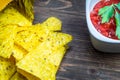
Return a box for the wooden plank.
[34,0,120,80]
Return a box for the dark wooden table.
[34,0,120,80]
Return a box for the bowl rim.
[86,0,120,43]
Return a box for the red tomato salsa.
[90,0,120,40]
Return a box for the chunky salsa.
[90,0,120,40]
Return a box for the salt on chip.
[0,56,16,80]
[0,25,17,58]
[17,33,72,80]
[41,17,62,31]
[10,72,27,80]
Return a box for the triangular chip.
[41,17,62,31]
[11,0,34,22]
[16,32,72,80]
[0,25,17,58]
[13,25,50,61]
[15,25,49,52]
[46,32,72,48]
[17,45,65,80]
[0,56,16,80]
[0,6,32,27]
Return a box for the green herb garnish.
[115,11,120,39]
[98,5,114,23]
[115,3,120,10]
[98,3,120,39]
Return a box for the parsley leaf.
[115,2,120,10]
[115,11,120,39]
[98,5,114,23]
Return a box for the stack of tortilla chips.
[0,0,72,80]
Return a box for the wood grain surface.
[34,0,120,80]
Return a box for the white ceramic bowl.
[86,0,120,53]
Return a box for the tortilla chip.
[46,32,72,48]
[11,0,34,22]
[16,31,72,80]
[0,25,17,58]
[15,25,49,52]
[13,24,50,61]
[41,17,62,31]
[0,56,16,80]
[0,6,31,26]
[10,72,27,80]
[17,45,66,80]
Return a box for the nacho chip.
[0,56,16,80]
[45,32,72,49]
[16,32,72,80]
[13,24,50,61]
[41,17,62,31]
[0,25,17,58]
[11,0,34,22]
[10,72,27,80]
[0,6,31,26]
[15,25,49,52]
[17,45,65,80]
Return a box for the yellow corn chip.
[10,72,27,80]
[0,6,31,26]
[17,32,72,80]
[11,0,34,22]
[0,25,17,58]
[13,25,49,61]
[41,17,62,31]
[15,25,49,52]
[0,56,16,80]
[46,32,72,48]
[17,45,65,80]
